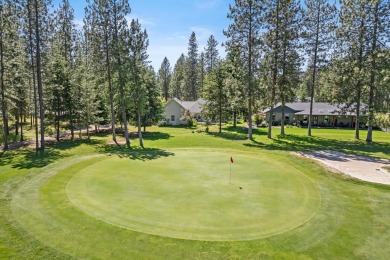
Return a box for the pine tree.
[197,51,205,96]
[262,0,283,139]
[0,0,8,151]
[185,31,198,100]
[205,35,219,73]
[225,50,246,127]
[158,57,171,101]
[33,0,51,151]
[278,0,302,136]
[224,0,263,140]
[303,0,336,136]
[170,53,186,99]
[142,66,163,132]
[76,26,100,141]
[338,0,371,140]
[1,0,29,149]
[24,0,39,151]
[365,0,390,142]
[128,19,149,148]
[203,61,229,133]
[87,0,117,142]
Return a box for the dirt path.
[297,150,390,185]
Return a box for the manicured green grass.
[1,125,390,258]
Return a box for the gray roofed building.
[263,102,366,127]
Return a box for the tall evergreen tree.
[112,0,131,147]
[158,56,171,101]
[185,31,198,100]
[278,0,302,136]
[0,0,9,151]
[87,0,117,142]
[128,19,149,148]
[365,0,390,142]
[262,0,282,139]
[205,34,219,73]
[142,66,163,132]
[224,0,263,140]
[338,0,371,140]
[203,61,229,133]
[303,0,336,136]
[33,0,51,151]
[170,53,186,99]
[24,0,39,151]
[197,51,205,96]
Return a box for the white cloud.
[196,0,221,9]
[190,26,214,41]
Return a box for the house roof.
[167,97,206,114]
[264,102,365,116]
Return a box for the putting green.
[63,149,320,241]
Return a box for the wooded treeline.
[0,0,389,152]
[158,0,389,141]
[0,0,162,151]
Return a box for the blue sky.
[61,0,235,70]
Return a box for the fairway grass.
[1,126,390,258]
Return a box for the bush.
[254,114,264,126]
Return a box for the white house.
[164,98,206,126]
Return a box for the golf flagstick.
[230,161,231,183]
[230,157,233,183]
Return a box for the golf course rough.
[11,149,321,255]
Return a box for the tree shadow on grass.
[246,134,390,159]
[142,132,171,141]
[206,126,266,141]
[0,148,64,170]
[0,138,104,170]
[97,144,175,161]
[47,138,103,150]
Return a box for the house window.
[171,115,175,121]
[272,114,275,120]
[285,114,290,120]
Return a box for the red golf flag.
[230,157,234,164]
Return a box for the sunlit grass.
[1,124,390,258]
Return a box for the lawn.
[1,125,390,259]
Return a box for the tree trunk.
[20,107,24,142]
[219,86,222,133]
[104,30,116,143]
[0,5,9,151]
[34,0,45,151]
[246,1,254,141]
[70,110,74,141]
[268,0,280,139]
[27,0,39,151]
[233,110,237,127]
[56,96,60,141]
[87,126,90,141]
[113,4,129,148]
[366,2,379,143]
[137,110,144,148]
[281,103,285,136]
[308,3,321,137]
[354,14,366,140]
[15,112,19,136]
